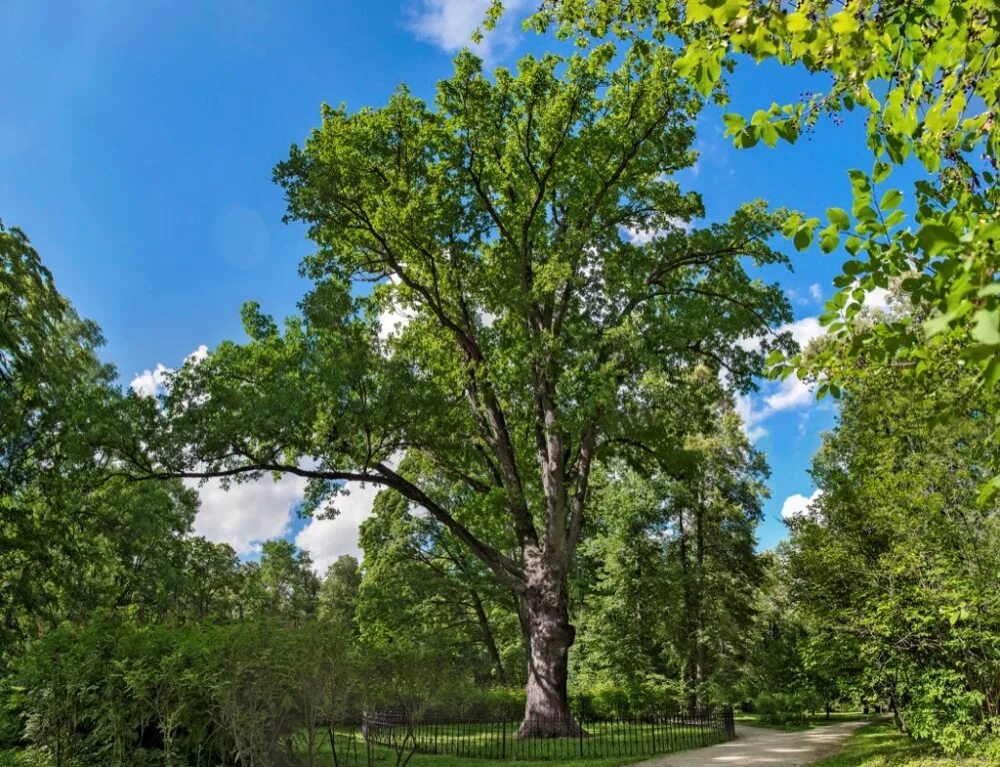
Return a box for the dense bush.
[2,614,355,767]
[752,692,822,726]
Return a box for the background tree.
[574,374,767,711]
[319,554,362,631]
[1,221,111,656]
[250,540,321,623]
[175,537,243,623]
[358,489,522,688]
[787,334,1000,751]
[739,550,861,725]
[0,223,206,660]
[119,43,794,735]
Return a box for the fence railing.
[360,707,735,761]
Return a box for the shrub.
[753,691,822,725]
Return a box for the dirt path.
[628,720,869,767]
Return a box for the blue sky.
[1,0,889,570]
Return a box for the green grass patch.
[734,711,880,732]
[812,721,989,767]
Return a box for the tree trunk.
[517,558,582,738]
[693,495,706,711]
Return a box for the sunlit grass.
[811,721,989,767]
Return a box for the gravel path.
[628,720,869,767]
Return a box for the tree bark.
[516,554,582,738]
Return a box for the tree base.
[516,717,587,739]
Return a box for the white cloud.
[735,393,769,442]
[737,315,824,356]
[763,374,814,412]
[130,363,172,398]
[130,345,209,398]
[379,305,414,339]
[864,286,891,311]
[809,283,823,302]
[623,217,692,244]
[191,473,306,555]
[732,314,827,441]
[406,0,531,61]
[735,371,818,442]
[783,315,824,349]
[781,488,823,520]
[295,480,382,573]
[186,344,209,364]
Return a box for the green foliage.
[751,691,819,727]
[529,0,1000,490]
[787,339,1000,753]
[1,222,115,655]
[111,39,794,724]
[5,613,356,767]
[811,721,989,767]
[358,489,523,689]
[572,376,769,709]
[319,554,362,631]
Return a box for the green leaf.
[722,112,747,137]
[847,169,870,193]
[830,11,859,34]
[856,206,878,223]
[827,208,850,231]
[793,226,812,251]
[686,0,714,22]
[734,125,760,149]
[782,214,803,238]
[971,309,1000,346]
[760,123,779,147]
[842,260,864,275]
[917,224,961,256]
[923,310,958,337]
[884,209,906,228]
[879,189,903,211]
[985,357,1000,388]
[873,161,892,183]
[819,225,840,253]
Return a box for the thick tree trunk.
[517,558,582,738]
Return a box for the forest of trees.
[2,0,999,765]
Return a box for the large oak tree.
[120,43,795,734]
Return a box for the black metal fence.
[360,707,735,761]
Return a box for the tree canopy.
[114,42,795,733]
[525,0,1000,489]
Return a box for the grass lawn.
[812,721,989,767]
[734,711,881,732]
